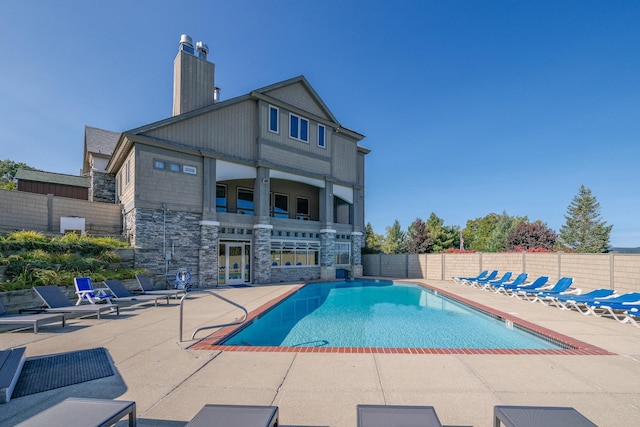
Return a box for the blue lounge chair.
[472,272,512,288]
[483,273,528,292]
[452,270,488,285]
[495,276,549,296]
[74,277,114,305]
[580,292,640,317]
[514,277,578,302]
[463,270,498,286]
[590,303,640,324]
[550,289,616,310]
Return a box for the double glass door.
[219,241,250,285]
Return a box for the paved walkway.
[1,279,639,426]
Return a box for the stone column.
[198,220,219,287]
[351,231,363,277]
[253,224,273,284]
[320,228,336,280]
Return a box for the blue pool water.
[222,280,563,349]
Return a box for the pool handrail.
[179,290,248,342]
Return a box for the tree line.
[364,185,613,254]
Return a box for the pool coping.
[190,280,615,355]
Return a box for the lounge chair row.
[16,398,598,426]
[452,270,640,327]
[1,274,184,334]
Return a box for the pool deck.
[2,278,640,426]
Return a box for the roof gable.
[253,76,339,123]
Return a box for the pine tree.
[363,222,383,254]
[382,219,406,254]
[559,185,613,253]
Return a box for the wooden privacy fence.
[362,252,640,294]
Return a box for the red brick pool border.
[190,281,614,355]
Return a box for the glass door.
[219,241,250,285]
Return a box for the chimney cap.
[196,41,209,59]
[179,34,193,47]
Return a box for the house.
[82,126,120,203]
[15,169,90,200]
[87,34,369,286]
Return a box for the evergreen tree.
[485,211,525,252]
[425,212,456,252]
[382,219,406,254]
[363,222,383,254]
[559,185,612,253]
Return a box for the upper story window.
[296,196,309,220]
[271,193,289,219]
[169,163,181,173]
[154,160,166,170]
[237,188,254,215]
[216,184,227,212]
[125,160,131,184]
[318,124,326,148]
[269,105,279,133]
[289,113,309,142]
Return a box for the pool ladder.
[179,289,249,342]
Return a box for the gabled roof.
[107,75,365,172]
[15,169,90,188]
[85,126,120,156]
[252,75,339,124]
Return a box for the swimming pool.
[218,280,566,350]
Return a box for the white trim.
[200,220,220,226]
[351,231,363,236]
[333,184,354,204]
[254,224,274,229]
[317,124,326,148]
[320,229,337,234]
[216,160,256,181]
[289,113,309,142]
[268,105,279,134]
[269,169,325,188]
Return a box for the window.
[318,124,326,148]
[169,163,181,172]
[334,242,351,265]
[183,165,197,175]
[237,188,254,215]
[296,197,309,220]
[271,241,320,267]
[269,105,279,133]
[289,113,309,142]
[125,160,130,184]
[272,193,289,218]
[154,160,166,170]
[216,185,227,212]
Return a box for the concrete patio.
[1,279,639,426]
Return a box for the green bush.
[0,231,138,291]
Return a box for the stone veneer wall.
[253,225,273,284]
[198,221,219,286]
[129,208,203,287]
[350,232,364,277]
[320,229,336,280]
[90,170,116,203]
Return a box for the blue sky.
[1,1,638,247]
